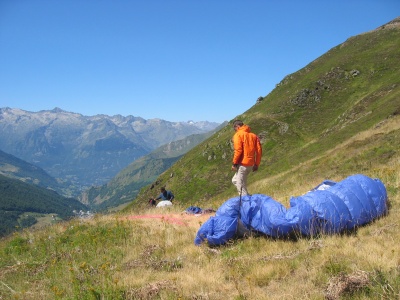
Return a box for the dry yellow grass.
[1,182,399,299]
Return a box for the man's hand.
[231,164,238,171]
[252,165,259,172]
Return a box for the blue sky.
[0,1,398,123]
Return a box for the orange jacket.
[232,125,262,167]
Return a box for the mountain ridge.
[0,107,220,194]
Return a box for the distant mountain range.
[0,107,220,195]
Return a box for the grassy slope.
[0,20,399,300]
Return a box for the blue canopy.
[194,174,387,246]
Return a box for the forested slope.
[0,174,87,237]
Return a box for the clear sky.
[0,1,398,123]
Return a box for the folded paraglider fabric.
[185,206,203,214]
[194,174,387,246]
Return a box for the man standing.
[231,120,262,196]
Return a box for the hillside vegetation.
[0,174,88,237]
[0,18,399,299]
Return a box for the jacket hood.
[238,124,251,133]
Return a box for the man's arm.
[253,136,262,172]
[232,134,243,168]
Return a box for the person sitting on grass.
[155,187,174,202]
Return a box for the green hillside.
[130,19,400,209]
[0,174,88,237]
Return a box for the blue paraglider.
[194,174,387,246]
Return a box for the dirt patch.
[325,270,370,300]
